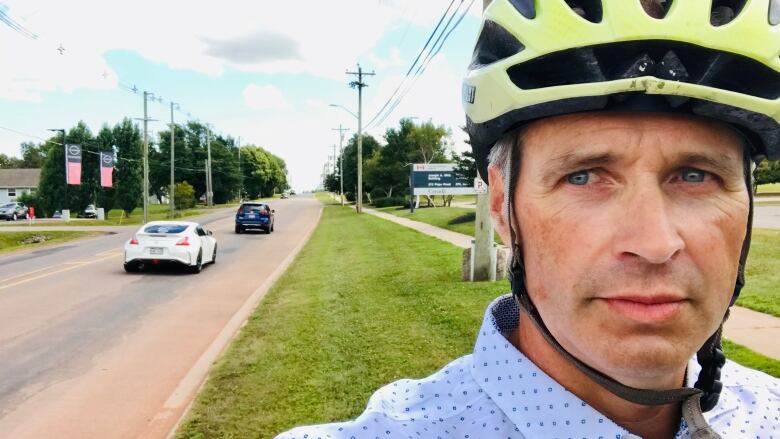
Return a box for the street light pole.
[170,101,178,218]
[346,65,375,214]
[142,91,151,224]
[237,136,242,202]
[332,124,349,206]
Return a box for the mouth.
[597,294,687,323]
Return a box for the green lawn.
[0,231,102,254]
[757,183,780,194]
[722,340,780,378]
[738,229,780,317]
[175,204,508,438]
[32,203,239,226]
[379,206,504,244]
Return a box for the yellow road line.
[0,265,55,284]
[0,253,122,291]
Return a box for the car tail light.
[129,236,139,245]
[176,236,190,246]
[259,209,268,215]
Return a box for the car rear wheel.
[124,262,140,273]
[190,251,203,274]
[235,225,241,234]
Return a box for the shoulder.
[707,359,779,434]
[275,355,486,439]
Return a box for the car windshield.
[1,203,15,208]
[143,224,189,234]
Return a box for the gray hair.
[487,128,524,226]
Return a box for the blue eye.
[681,169,706,183]
[567,171,590,186]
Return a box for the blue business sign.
[411,163,475,196]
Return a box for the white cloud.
[242,84,292,111]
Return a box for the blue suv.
[235,202,275,234]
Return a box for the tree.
[37,133,68,217]
[340,133,380,199]
[453,149,477,181]
[20,142,44,168]
[754,160,780,188]
[0,153,22,169]
[174,181,196,209]
[113,118,143,215]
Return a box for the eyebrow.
[540,151,617,185]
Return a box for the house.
[0,169,41,204]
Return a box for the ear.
[488,166,511,246]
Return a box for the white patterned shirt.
[277,295,780,439]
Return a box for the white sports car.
[123,221,217,274]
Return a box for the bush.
[345,192,356,202]
[175,181,196,210]
[373,196,408,208]
[17,191,41,211]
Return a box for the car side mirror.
[271,209,275,213]
[207,230,213,236]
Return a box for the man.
[278,0,780,437]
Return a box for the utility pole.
[137,91,157,224]
[346,64,375,214]
[205,125,213,207]
[170,101,178,218]
[237,136,242,202]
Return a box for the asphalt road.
[0,195,322,439]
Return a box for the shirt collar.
[470,294,631,438]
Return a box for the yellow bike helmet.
[463,0,780,435]
[465,0,780,179]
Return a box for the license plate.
[150,247,164,255]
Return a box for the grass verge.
[757,183,780,195]
[738,229,780,317]
[175,204,508,438]
[378,206,504,244]
[0,231,103,254]
[723,339,780,378]
[26,203,239,226]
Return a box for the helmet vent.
[770,0,780,25]
[639,0,672,19]
[565,0,603,23]
[470,20,525,69]
[710,0,747,26]
[506,40,780,100]
[508,0,536,19]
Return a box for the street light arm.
[328,104,358,120]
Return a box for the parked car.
[280,192,289,199]
[123,221,217,274]
[78,204,98,219]
[52,211,62,219]
[0,202,28,221]
[235,202,275,234]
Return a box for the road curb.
[155,204,325,439]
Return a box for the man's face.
[499,112,749,388]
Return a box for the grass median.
[176,202,780,438]
[0,231,102,254]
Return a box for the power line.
[372,0,475,129]
[363,0,458,130]
[0,9,38,40]
[366,0,475,131]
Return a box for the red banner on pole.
[100,152,114,188]
[65,144,82,185]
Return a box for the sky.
[0,0,482,191]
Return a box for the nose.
[614,185,684,265]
